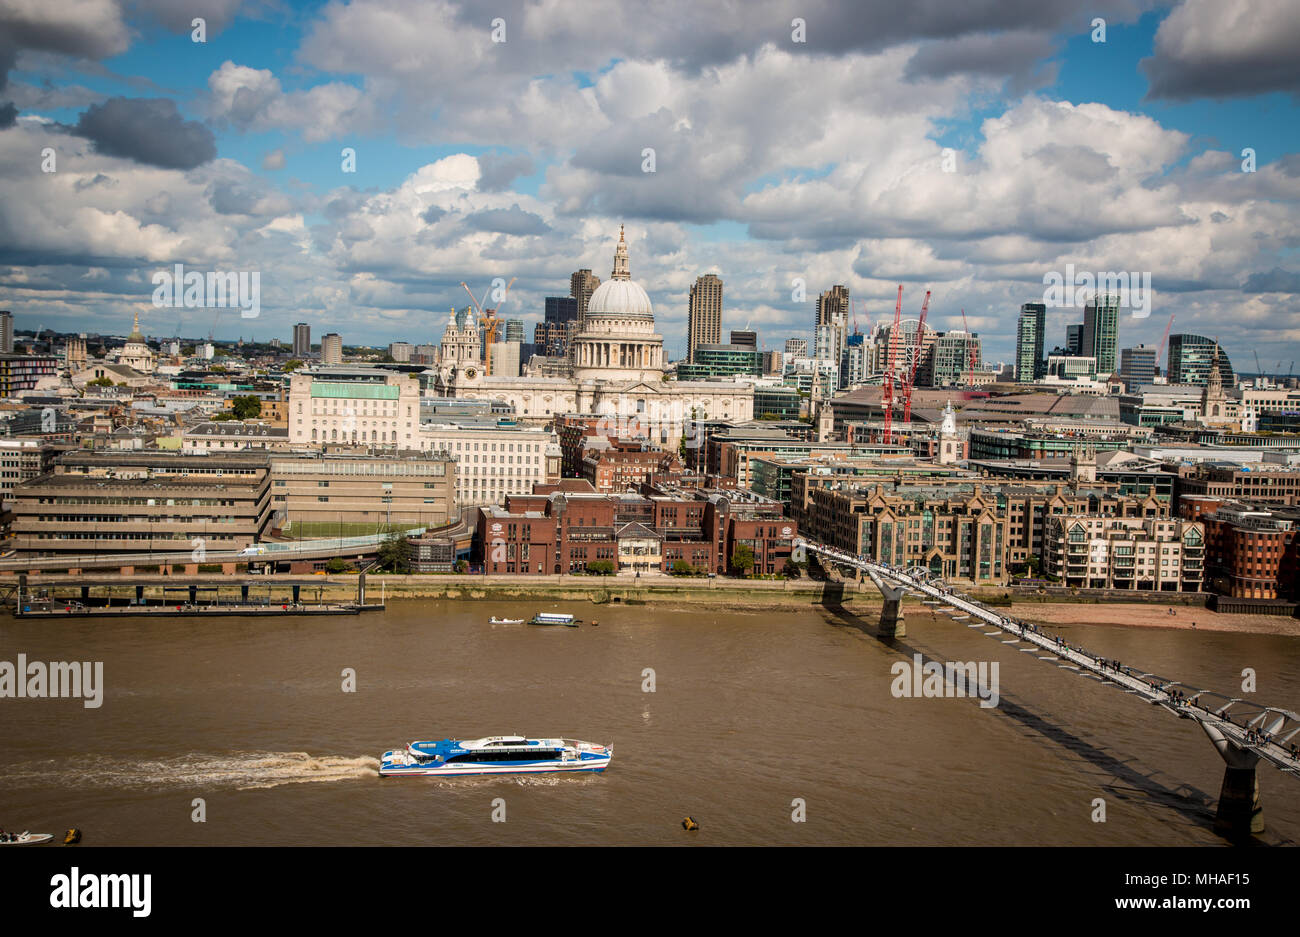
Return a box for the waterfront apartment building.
[269,450,455,531]
[476,483,795,576]
[1082,295,1120,376]
[1189,501,1300,599]
[8,450,273,561]
[1042,515,1204,592]
[293,322,311,358]
[289,371,422,449]
[687,274,724,363]
[1015,303,1046,382]
[792,478,1166,580]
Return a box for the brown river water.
[2,599,1298,845]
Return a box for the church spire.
[129,310,143,341]
[611,224,630,281]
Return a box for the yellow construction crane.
[461,277,516,376]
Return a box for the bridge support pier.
[240,585,249,604]
[1200,721,1264,838]
[188,585,197,604]
[879,589,906,638]
[292,585,301,604]
[135,584,144,605]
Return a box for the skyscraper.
[570,269,600,322]
[1014,303,1046,382]
[504,319,525,344]
[293,322,310,358]
[1082,295,1119,376]
[813,286,850,367]
[321,333,342,365]
[687,274,724,363]
[0,311,12,355]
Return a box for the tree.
[782,558,802,579]
[730,544,755,577]
[455,559,469,574]
[377,532,411,572]
[586,560,615,576]
[86,376,114,388]
[230,395,262,420]
[210,411,237,422]
[670,560,695,576]
[325,557,349,574]
[283,359,304,372]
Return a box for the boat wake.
[0,752,380,791]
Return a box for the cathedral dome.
[586,278,653,320]
[584,225,653,321]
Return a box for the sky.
[1,0,1298,370]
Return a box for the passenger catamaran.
[379,736,612,777]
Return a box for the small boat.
[529,612,580,627]
[0,832,53,845]
[489,616,525,624]
[380,736,612,777]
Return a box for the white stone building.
[433,228,754,447]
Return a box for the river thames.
[2,599,1297,845]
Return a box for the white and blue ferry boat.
[379,736,612,777]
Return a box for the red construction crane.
[1155,312,1175,375]
[461,277,516,376]
[881,284,904,445]
[960,308,976,386]
[902,289,931,426]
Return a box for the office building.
[730,330,757,349]
[784,338,808,358]
[1167,334,1235,386]
[0,311,12,355]
[1082,296,1119,376]
[1119,344,1157,390]
[570,269,601,322]
[1014,303,1046,382]
[1066,323,1083,356]
[269,450,455,531]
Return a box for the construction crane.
[960,308,976,387]
[902,290,931,427]
[1155,312,1175,374]
[1255,350,1264,384]
[461,278,516,376]
[881,285,903,445]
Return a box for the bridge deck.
[802,541,1300,780]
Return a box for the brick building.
[475,482,795,576]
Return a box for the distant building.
[1119,344,1157,391]
[293,322,311,358]
[270,450,455,531]
[1082,295,1120,375]
[1168,334,1235,386]
[730,330,757,349]
[687,274,724,363]
[388,342,413,362]
[784,338,808,357]
[1014,303,1046,382]
[1043,515,1204,592]
[0,354,59,397]
[0,311,12,355]
[321,333,343,366]
[570,269,601,322]
[675,344,763,380]
[1065,323,1084,356]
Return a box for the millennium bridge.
[798,539,1300,840]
